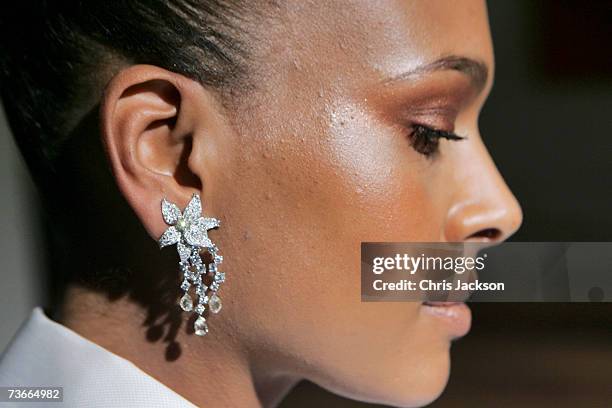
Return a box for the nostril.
[469,228,501,240]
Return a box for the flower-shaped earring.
[159,193,225,336]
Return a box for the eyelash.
[408,124,465,158]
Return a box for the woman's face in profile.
[207,0,522,406]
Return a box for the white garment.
[0,307,196,407]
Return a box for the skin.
[59,1,522,407]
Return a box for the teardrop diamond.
[209,294,222,314]
[179,293,193,311]
[194,316,209,336]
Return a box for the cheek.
[214,97,451,403]
[323,99,445,242]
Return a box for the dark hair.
[0,1,258,191]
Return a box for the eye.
[409,124,466,158]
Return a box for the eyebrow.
[386,55,489,92]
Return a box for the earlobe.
[100,64,206,241]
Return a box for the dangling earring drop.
[158,193,225,336]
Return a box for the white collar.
[0,307,196,407]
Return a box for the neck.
[58,285,298,407]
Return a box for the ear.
[100,64,221,243]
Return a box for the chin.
[384,352,451,408]
[327,347,452,408]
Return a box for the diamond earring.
[158,193,225,336]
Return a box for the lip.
[421,302,472,338]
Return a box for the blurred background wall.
[0,106,45,352]
[1,0,610,406]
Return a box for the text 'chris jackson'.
[372,279,505,292]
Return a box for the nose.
[443,145,523,243]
